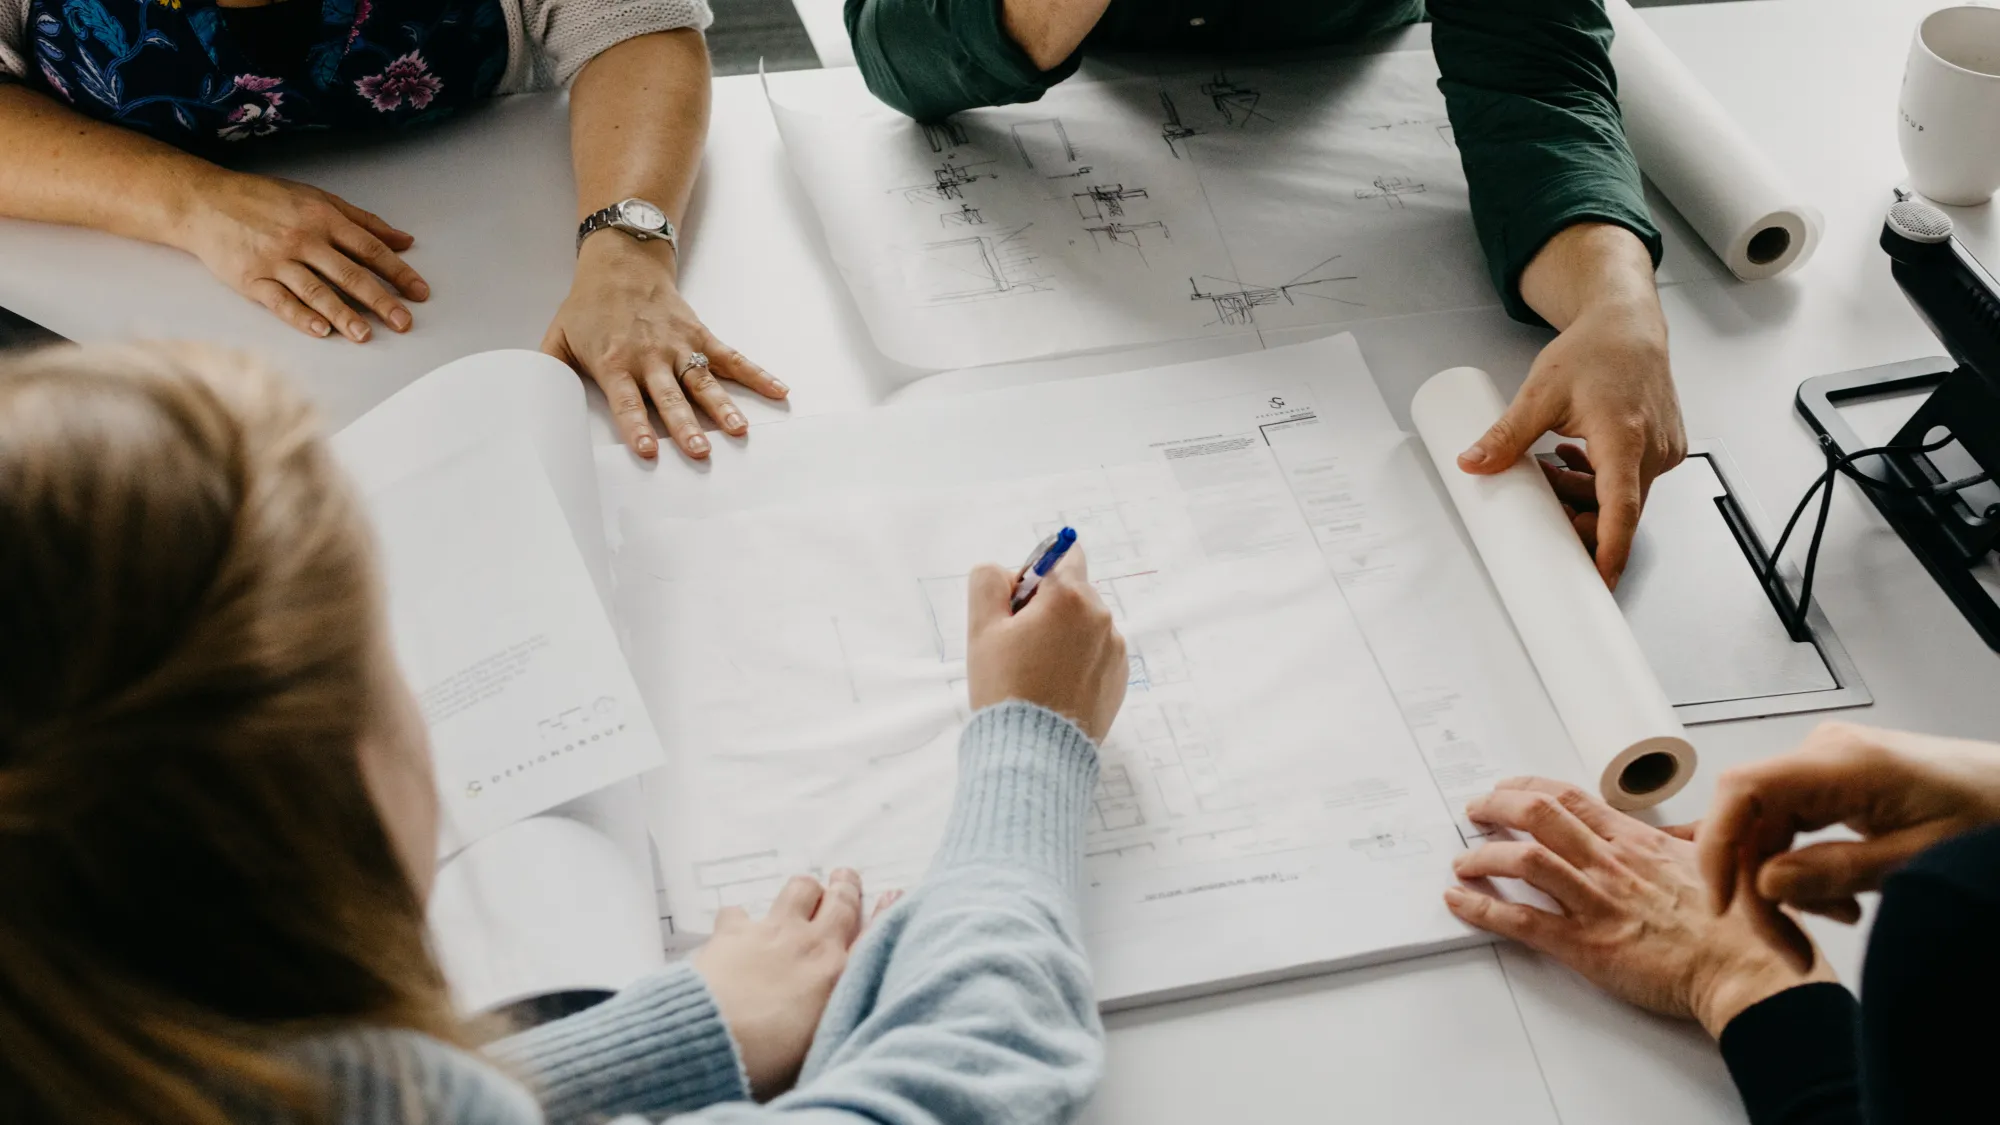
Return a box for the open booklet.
[331,354,674,1015]
[344,334,1692,1014]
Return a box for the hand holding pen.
[1011,527,1078,613]
[962,531,1129,743]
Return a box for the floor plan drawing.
[918,573,971,661]
[767,50,1496,411]
[606,334,1556,1004]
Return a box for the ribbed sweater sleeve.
[487,963,751,1122]
[931,700,1099,888]
[678,699,1106,1125]
[290,1028,544,1125]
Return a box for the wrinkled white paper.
[767,54,1493,369]
[598,335,1578,1007]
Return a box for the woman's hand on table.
[543,234,788,461]
[1699,723,2000,964]
[966,549,1128,742]
[175,172,429,343]
[691,868,900,1100]
[1445,777,1832,1039]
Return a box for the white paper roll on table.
[1606,0,1821,281]
[1410,367,1695,810]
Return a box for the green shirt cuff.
[846,0,1080,122]
[1494,178,1664,326]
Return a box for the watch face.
[619,200,666,233]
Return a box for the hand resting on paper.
[1444,777,1831,1038]
[690,868,902,1100]
[966,548,1129,743]
[543,33,790,464]
[1698,723,2000,965]
[543,232,789,463]
[1456,222,1686,589]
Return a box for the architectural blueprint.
[596,335,1580,1006]
[766,42,1726,372]
[765,52,1493,369]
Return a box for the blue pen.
[1011,527,1078,612]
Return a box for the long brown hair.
[0,345,458,1125]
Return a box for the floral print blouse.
[27,0,508,152]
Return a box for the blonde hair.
[0,345,458,1125]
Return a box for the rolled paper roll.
[1606,0,1823,281]
[1410,366,1696,810]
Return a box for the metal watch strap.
[575,204,617,252]
[576,202,679,257]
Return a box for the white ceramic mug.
[1900,6,2000,205]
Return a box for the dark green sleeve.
[845,0,1082,121]
[1427,0,1663,325]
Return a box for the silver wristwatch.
[577,197,678,256]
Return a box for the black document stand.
[1797,356,2000,651]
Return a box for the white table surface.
[4,0,1996,1119]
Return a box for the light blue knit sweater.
[295,701,1105,1125]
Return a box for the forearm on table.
[1001,0,1110,70]
[1426,0,1661,323]
[568,29,710,241]
[0,85,220,248]
[1518,220,1663,331]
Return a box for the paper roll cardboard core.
[1746,226,1792,265]
[1618,751,1680,796]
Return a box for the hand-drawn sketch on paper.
[940,202,986,227]
[1087,221,1172,261]
[1188,253,1361,326]
[1354,175,1428,210]
[1201,71,1270,127]
[1010,118,1079,170]
[922,119,969,153]
[1073,183,1151,221]
[912,225,1054,304]
[895,158,995,203]
[765,51,1498,368]
[1159,92,1203,158]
